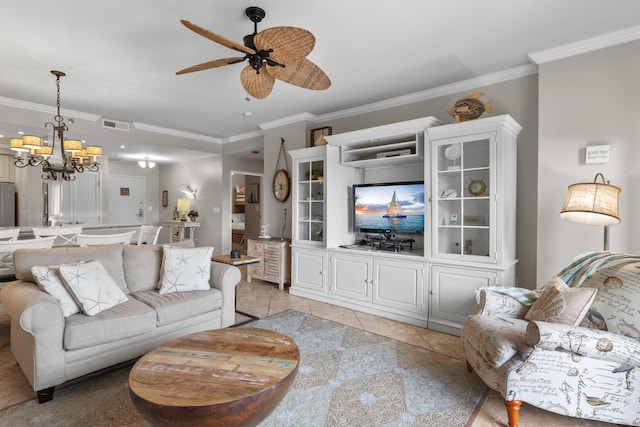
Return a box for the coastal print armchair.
[461,251,640,427]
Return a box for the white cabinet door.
[292,247,326,292]
[330,253,371,302]
[429,264,496,333]
[372,258,424,315]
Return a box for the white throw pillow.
[158,246,213,294]
[59,260,129,316]
[31,265,81,317]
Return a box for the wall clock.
[468,178,487,197]
[273,169,290,202]
[273,139,290,202]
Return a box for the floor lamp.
[559,173,621,250]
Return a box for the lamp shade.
[559,174,621,226]
[10,138,28,152]
[177,198,190,212]
[36,145,53,159]
[86,146,103,156]
[138,158,156,169]
[63,139,83,152]
[22,135,42,149]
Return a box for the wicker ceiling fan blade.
[240,65,275,99]
[176,57,246,75]
[254,27,315,63]
[180,20,255,55]
[267,58,331,91]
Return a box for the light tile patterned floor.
[237,279,622,427]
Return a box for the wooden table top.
[129,328,299,408]
[211,254,260,266]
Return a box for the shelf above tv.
[325,116,442,169]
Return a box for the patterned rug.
[0,310,486,426]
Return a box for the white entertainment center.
[288,115,521,335]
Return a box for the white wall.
[537,39,640,282]
[157,155,222,247]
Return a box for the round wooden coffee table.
[129,328,299,427]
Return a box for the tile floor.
[237,279,622,427]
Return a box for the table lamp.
[559,173,621,250]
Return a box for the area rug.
[0,310,486,426]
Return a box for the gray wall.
[537,39,640,282]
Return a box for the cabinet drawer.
[247,240,264,255]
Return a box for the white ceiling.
[1,0,639,163]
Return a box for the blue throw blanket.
[481,251,640,306]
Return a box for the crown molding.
[249,64,537,140]
[528,25,640,64]
[0,96,101,121]
[258,112,317,131]
[132,122,222,144]
[2,63,538,145]
[223,129,264,144]
[312,64,537,124]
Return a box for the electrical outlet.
[213,207,220,214]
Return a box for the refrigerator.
[0,182,16,227]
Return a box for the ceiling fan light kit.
[177,6,330,99]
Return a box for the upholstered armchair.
[461,252,640,427]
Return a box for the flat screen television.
[353,181,425,235]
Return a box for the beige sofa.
[1,241,240,403]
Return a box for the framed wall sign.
[162,190,168,207]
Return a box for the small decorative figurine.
[259,224,271,239]
[447,92,494,122]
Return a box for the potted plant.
[187,210,199,222]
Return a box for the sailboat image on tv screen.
[382,190,407,218]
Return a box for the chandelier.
[11,70,102,181]
[137,157,156,169]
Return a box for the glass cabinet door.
[296,159,325,244]
[433,134,494,261]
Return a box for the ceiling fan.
[176,6,331,99]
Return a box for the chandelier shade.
[63,139,83,153]
[138,158,156,169]
[11,70,102,181]
[10,138,29,153]
[22,135,43,151]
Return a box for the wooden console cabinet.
[246,238,291,290]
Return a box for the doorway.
[108,175,145,224]
[231,172,261,254]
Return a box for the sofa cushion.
[525,276,597,325]
[31,265,81,317]
[132,288,222,326]
[64,298,156,350]
[14,245,129,294]
[461,315,529,368]
[59,260,129,316]
[158,246,213,294]
[123,239,196,293]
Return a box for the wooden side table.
[162,220,200,242]
[246,238,291,290]
[211,254,260,326]
[129,328,299,427]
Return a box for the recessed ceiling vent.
[102,118,130,132]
